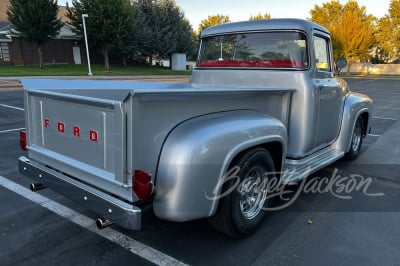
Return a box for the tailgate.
[21,79,133,202]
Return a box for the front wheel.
[345,116,364,160]
[209,148,276,237]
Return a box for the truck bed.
[21,79,293,204]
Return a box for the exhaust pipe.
[96,218,113,229]
[30,183,46,192]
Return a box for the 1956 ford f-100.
[18,19,372,237]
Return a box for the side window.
[313,36,331,72]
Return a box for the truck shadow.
[117,161,395,265]
[121,205,305,265]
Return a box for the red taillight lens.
[133,170,153,201]
[20,130,27,151]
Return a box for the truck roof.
[201,18,329,37]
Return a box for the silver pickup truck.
[18,19,372,237]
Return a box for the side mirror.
[336,57,347,75]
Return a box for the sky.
[57,0,391,30]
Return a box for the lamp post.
[82,14,93,76]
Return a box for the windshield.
[198,31,308,69]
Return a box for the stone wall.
[348,63,400,75]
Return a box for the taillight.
[20,130,27,151]
[133,170,153,201]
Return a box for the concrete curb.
[0,75,191,82]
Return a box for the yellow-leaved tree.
[249,12,271,20]
[198,14,231,35]
[375,0,400,62]
[310,0,376,73]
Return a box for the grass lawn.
[0,64,192,77]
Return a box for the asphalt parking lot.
[0,76,399,265]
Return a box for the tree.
[67,0,135,71]
[198,14,230,34]
[114,6,139,67]
[310,0,376,72]
[249,12,271,20]
[7,0,63,70]
[114,29,139,67]
[135,0,195,65]
[376,0,400,62]
[175,18,197,62]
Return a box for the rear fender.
[154,110,287,222]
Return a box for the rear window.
[198,31,308,69]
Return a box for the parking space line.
[0,176,188,266]
[348,79,377,84]
[0,128,25,134]
[0,104,24,111]
[367,134,381,137]
[372,117,397,121]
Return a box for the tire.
[345,116,364,160]
[209,148,276,237]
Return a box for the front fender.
[333,92,373,152]
[153,110,287,222]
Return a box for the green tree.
[135,0,195,65]
[175,18,197,62]
[67,0,135,71]
[7,0,63,70]
[310,0,376,72]
[249,12,271,20]
[198,14,230,34]
[114,6,139,67]
[376,0,400,62]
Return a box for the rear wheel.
[209,148,276,237]
[345,116,364,160]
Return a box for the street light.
[82,14,93,76]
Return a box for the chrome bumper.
[18,156,141,230]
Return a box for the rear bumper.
[18,156,141,230]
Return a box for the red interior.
[198,59,306,68]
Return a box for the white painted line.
[0,103,24,111]
[367,134,381,137]
[0,127,25,134]
[372,117,397,121]
[0,176,188,266]
[349,79,377,84]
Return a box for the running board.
[282,148,344,183]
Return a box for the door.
[73,46,82,65]
[313,35,345,148]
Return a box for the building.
[0,1,87,66]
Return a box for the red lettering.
[89,130,98,142]
[57,122,65,133]
[73,126,80,137]
[44,119,99,142]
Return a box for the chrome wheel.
[209,148,275,237]
[345,116,364,160]
[351,119,362,152]
[238,166,267,220]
